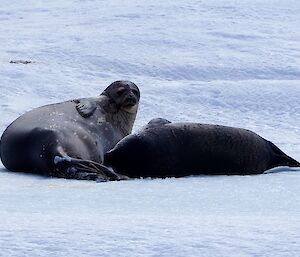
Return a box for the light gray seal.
[0,80,140,181]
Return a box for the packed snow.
[0,0,300,256]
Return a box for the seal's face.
[103,81,140,112]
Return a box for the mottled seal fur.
[0,81,140,181]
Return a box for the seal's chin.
[121,103,138,114]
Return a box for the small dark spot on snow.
[10,60,33,64]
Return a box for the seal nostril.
[123,96,137,107]
[126,94,136,102]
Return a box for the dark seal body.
[0,81,140,180]
[104,119,300,178]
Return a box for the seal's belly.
[0,100,119,169]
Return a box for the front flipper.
[54,156,129,182]
[74,99,97,118]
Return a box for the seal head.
[102,81,140,113]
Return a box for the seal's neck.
[96,95,138,136]
[115,106,138,136]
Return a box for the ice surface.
[1,0,300,256]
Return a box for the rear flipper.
[53,155,129,182]
[269,141,300,168]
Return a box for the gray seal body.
[0,81,140,180]
[104,118,300,178]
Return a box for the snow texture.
[0,0,300,256]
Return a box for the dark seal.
[103,118,300,178]
[0,81,140,181]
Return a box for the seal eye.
[116,88,126,96]
[131,89,139,96]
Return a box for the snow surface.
[1,0,300,256]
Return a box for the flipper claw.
[75,99,97,118]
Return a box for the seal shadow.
[264,166,300,174]
[0,166,50,180]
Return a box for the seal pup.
[103,118,300,178]
[0,81,140,181]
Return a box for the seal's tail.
[269,141,300,168]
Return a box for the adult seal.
[0,80,140,181]
[102,118,300,178]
